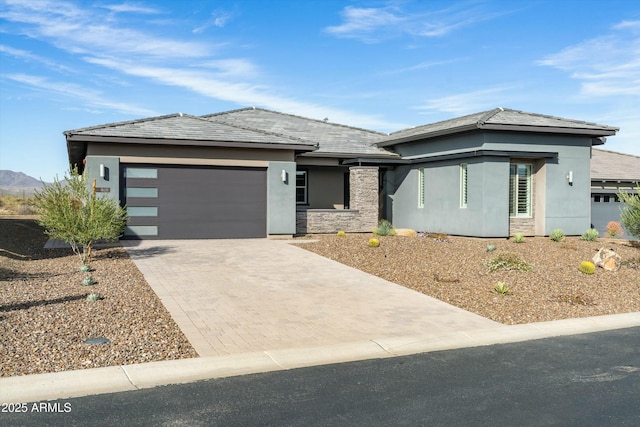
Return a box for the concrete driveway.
[123,238,502,357]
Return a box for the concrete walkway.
[2,238,639,404]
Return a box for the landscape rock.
[592,247,622,271]
[394,228,417,237]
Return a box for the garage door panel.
[122,164,266,239]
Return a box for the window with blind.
[509,164,532,217]
[460,163,468,208]
[418,168,424,208]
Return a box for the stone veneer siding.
[296,166,379,234]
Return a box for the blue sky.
[1,0,638,182]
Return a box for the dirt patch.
[0,218,197,377]
[295,233,640,325]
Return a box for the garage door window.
[127,206,158,217]
[124,226,158,237]
[125,187,158,198]
[124,168,157,179]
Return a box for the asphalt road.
[3,327,640,426]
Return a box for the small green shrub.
[550,229,565,242]
[337,230,346,237]
[494,281,510,295]
[486,252,533,272]
[79,264,91,272]
[580,228,599,241]
[368,238,380,247]
[486,244,496,252]
[82,276,95,286]
[513,233,525,243]
[86,293,101,301]
[373,219,395,236]
[579,261,596,275]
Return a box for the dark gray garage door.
[121,164,267,239]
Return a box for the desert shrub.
[549,229,565,242]
[580,228,599,241]
[486,252,533,272]
[368,238,380,247]
[621,257,640,270]
[554,294,595,306]
[494,281,510,295]
[618,187,640,239]
[606,221,624,238]
[35,168,128,265]
[513,233,525,243]
[337,230,346,237]
[578,261,595,275]
[373,219,395,236]
[486,244,496,252]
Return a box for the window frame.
[509,163,532,217]
[460,163,468,208]
[418,167,425,208]
[296,170,308,205]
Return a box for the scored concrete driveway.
[123,238,502,357]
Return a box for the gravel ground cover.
[296,233,640,325]
[0,218,197,378]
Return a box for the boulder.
[592,248,622,272]
[394,228,417,237]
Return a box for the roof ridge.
[202,106,387,136]
[388,109,494,136]
[207,115,317,145]
[477,107,504,124]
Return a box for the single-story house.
[590,148,640,237]
[64,107,623,239]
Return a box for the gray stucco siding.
[267,161,297,235]
[391,157,510,237]
[84,156,120,202]
[303,167,347,209]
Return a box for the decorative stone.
[83,337,110,345]
[592,248,621,271]
[394,228,417,237]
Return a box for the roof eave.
[65,134,317,151]
[479,123,618,137]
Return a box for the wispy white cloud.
[413,86,517,116]
[1,0,212,58]
[100,3,162,14]
[5,73,158,116]
[0,0,400,130]
[537,21,640,97]
[325,2,512,43]
[193,9,234,33]
[0,44,73,73]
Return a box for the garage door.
[121,164,267,239]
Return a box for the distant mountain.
[0,170,48,195]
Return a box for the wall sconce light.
[566,170,573,186]
[281,169,288,183]
[100,164,106,178]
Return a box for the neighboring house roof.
[378,108,619,147]
[591,148,640,182]
[203,107,397,158]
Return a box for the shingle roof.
[64,113,317,148]
[591,148,640,182]
[378,108,619,146]
[203,107,397,158]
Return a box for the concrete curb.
[2,312,638,404]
